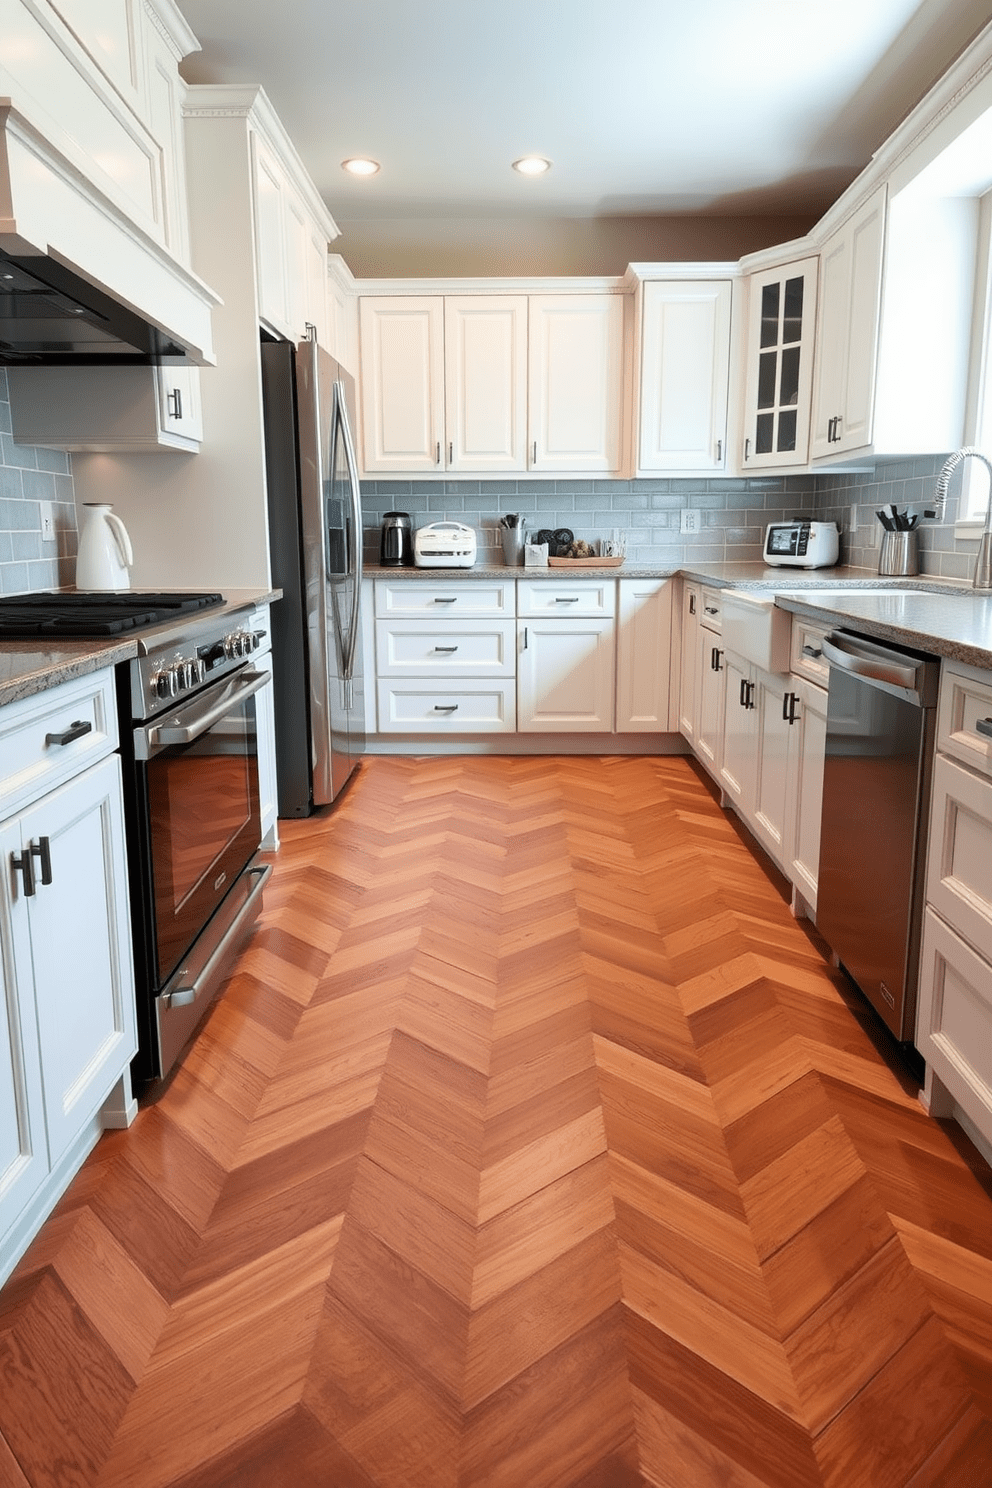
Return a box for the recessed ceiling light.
[512,156,552,176]
[341,157,380,177]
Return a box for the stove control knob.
[153,665,181,699]
[178,661,196,690]
[192,657,207,685]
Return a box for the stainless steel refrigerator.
[261,333,365,816]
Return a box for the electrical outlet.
[680,509,700,535]
[39,501,54,541]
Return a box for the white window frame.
[959,188,992,533]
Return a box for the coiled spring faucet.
[934,447,992,590]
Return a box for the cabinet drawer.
[917,907,992,1139]
[377,680,515,733]
[699,586,723,633]
[927,754,992,962]
[0,670,118,821]
[375,579,514,618]
[375,620,515,676]
[516,579,615,618]
[789,617,830,687]
[937,660,992,781]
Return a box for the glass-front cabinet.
[742,257,818,468]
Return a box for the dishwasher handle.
[821,632,922,692]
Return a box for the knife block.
[878,529,919,576]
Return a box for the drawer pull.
[433,597,457,605]
[704,605,719,615]
[10,848,35,897]
[802,644,823,659]
[434,704,458,713]
[45,718,93,747]
[30,837,53,886]
[434,645,458,653]
[977,718,992,739]
[554,597,580,604]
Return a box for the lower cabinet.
[917,659,992,1149]
[1,670,136,1285]
[371,576,672,741]
[517,616,615,731]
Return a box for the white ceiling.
[175,0,992,226]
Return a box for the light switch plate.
[680,509,700,535]
[39,501,54,541]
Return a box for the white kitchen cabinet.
[809,188,886,460]
[678,583,701,745]
[719,654,794,871]
[359,297,446,474]
[444,297,529,472]
[528,294,627,473]
[359,295,529,475]
[10,362,203,452]
[373,578,517,734]
[638,280,732,472]
[784,674,829,914]
[694,588,725,775]
[517,617,615,732]
[252,127,332,348]
[0,667,136,1287]
[616,578,673,732]
[741,257,818,468]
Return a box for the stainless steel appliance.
[380,511,413,566]
[817,629,940,1041]
[261,334,365,816]
[0,591,272,1083]
[763,520,839,568]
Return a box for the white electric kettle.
[75,503,133,591]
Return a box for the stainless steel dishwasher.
[817,630,941,1042]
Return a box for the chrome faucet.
[934,447,992,591]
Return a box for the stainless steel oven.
[120,606,273,1082]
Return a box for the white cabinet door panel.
[529,296,624,472]
[927,754,992,964]
[517,619,615,731]
[377,680,515,732]
[376,620,516,677]
[359,298,445,473]
[639,281,731,471]
[616,579,673,732]
[918,908,992,1141]
[444,297,527,471]
[786,677,828,912]
[23,757,135,1166]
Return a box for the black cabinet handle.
[802,644,822,659]
[434,704,458,713]
[45,718,92,747]
[11,849,35,897]
[688,593,696,615]
[747,681,756,710]
[434,646,458,653]
[977,717,992,739]
[740,677,748,708]
[30,837,52,886]
[167,386,183,420]
[711,647,723,672]
[783,692,800,725]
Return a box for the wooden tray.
[547,556,624,568]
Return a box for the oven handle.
[140,668,270,754]
[164,861,273,1009]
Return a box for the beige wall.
[332,213,819,279]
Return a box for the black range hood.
[0,250,192,366]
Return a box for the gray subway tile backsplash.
[0,369,78,595]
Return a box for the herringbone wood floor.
[2,755,992,1487]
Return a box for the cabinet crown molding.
[184,83,339,242]
[141,0,200,62]
[353,274,630,297]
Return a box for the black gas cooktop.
[0,591,225,637]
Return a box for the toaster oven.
[763,520,839,568]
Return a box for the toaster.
[414,521,477,568]
[763,520,839,568]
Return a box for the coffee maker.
[380,511,413,566]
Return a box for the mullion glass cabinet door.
[743,258,818,467]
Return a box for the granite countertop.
[0,587,281,708]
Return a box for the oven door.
[134,665,269,988]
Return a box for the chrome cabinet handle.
[448,441,453,462]
[744,437,751,461]
[555,597,580,604]
[434,645,458,653]
[45,719,92,747]
[167,386,183,420]
[435,441,441,464]
[532,441,537,464]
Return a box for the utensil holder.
[878,529,919,576]
[501,526,525,566]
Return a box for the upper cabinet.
[358,290,628,478]
[527,295,626,473]
[741,257,818,469]
[809,189,886,460]
[251,126,334,348]
[637,279,733,473]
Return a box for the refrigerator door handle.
[335,379,364,685]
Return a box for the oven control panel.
[130,611,269,721]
